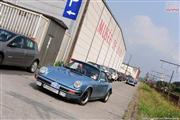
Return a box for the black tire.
[102,91,111,103]
[0,54,3,64]
[28,61,38,73]
[79,90,91,105]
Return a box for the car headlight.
[74,81,82,88]
[39,67,48,74]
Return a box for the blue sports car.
[35,59,112,105]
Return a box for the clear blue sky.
[107,0,179,81]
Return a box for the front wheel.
[28,61,38,73]
[102,91,111,103]
[78,90,91,105]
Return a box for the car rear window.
[0,29,16,42]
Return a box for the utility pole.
[124,54,132,75]
[160,59,180,101]
[168,70,174,100]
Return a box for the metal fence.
[145,81,180,107]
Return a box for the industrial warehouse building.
[120,63,141,80]
[2,0,126,71]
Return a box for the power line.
[160,59,180,67]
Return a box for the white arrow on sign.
[67,10,76,16]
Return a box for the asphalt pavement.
[0,66,138,120]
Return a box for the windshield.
[128,77,134,82]
[0,29,16,42]
[66,61,100,80]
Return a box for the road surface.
[0,66,138,120]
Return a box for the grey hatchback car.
[0,28,39,73]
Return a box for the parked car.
[117,72,125,81]
[35,59,112,105]
[126,75,136,86]
[108,68,118,81]
[0,28,39,72]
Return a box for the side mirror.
[8,42,18,48]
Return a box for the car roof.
[0,28,37,43]
[127,75,133,78]
[0,28,16,35]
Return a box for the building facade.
[120,63,141,80]
[3,0,126,71]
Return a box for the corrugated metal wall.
[3,0,80,33]
[3,0,87,62]
[0,2,49,49]
[71,1,126,71]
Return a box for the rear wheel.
[28,61,38,73]
[79,90,91,105]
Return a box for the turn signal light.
[68,90,76,94]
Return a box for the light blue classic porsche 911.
[35,59,112,105]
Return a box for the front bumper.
[126,81,135,86]
[36,75,82,100]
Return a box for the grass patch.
[138,83,180,119]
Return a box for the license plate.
[36,81,42,86]
[51,82,60,89]
[59,91,66,97]
[43,84,59,94]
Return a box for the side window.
[69,62,79,69]
[8,36,24,48]
[99,72,108,82]
[25,38,35,50]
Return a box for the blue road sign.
[63,0,82,20]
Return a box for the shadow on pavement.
[5,91,77,120]
[0,65,33,76]
[29,82,78,105]
[29,82,103,105]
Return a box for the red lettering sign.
[97,19,113,45]
[97,20,105,35]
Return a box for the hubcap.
[31,62,37,72]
